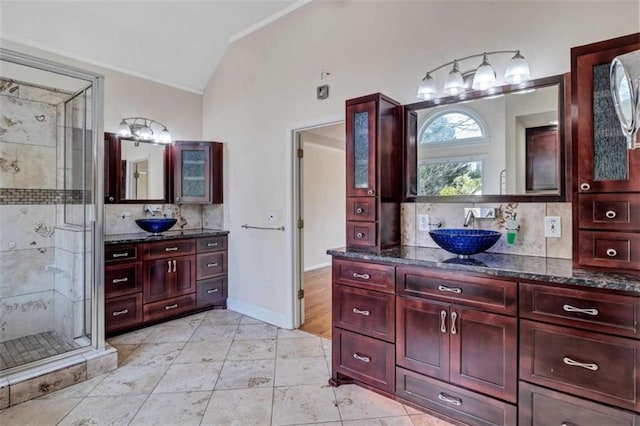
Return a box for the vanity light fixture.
[117,117,172,144]
[417,50,531,101]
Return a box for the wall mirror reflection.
[404,74,567,202]
[104,132,171,203]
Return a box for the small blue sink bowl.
[135,218,177,234]
[429,228,501,258]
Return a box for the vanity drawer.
[333,258,395,293]
[579,193,640,230]
[196,251,227,280]
[396,367,517,426]
[396,266,517,316]
[196,276,227,308]
[332,328,394,392]
[143,294,196,323]
[333,285,395,342]
[105,262,142,298]
[519,382,640,426]
[143,239,196,260]
[578,231,640,271]
[520,320,640,411]
[520,283,640,338]
[105,244,139,263]
[346,197,376,222]
[105,293,143,333]
[346,221,377,249]
[196,235,227,253]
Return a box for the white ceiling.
[0,0,307,94]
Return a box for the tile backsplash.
[402,202,572,259]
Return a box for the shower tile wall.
[0,79,71,342]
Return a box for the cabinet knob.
[580,182,591,191]
[356,232,365,239]
[606,248,618,257]
[605,210,617,219]
[355,207,364,214]
[175,196,181,203]
[108,196,115,202]
[367,189,374,195]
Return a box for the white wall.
[302,135,345,271]
[201,1,639,328]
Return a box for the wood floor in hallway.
[299,266,332,340]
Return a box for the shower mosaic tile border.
[0,188,86,205]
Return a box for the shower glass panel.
[0,53,100,373]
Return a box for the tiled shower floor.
[0,331,80,370]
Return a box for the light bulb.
[137,124,153,140]
[157,127,172,144]
[472,54,496,90]
[504,51,530,84]
[417,73,437,101]
[117,120,131,137]
[443,61,465,96]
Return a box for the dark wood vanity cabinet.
[572,33,640,271]
[195,235,228,308]
[104,244,143,333]
[173,141,223,205]
[345,93,402,250]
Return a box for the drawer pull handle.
[606,248,618,257]
[112,278,129,284]
[562,422,577,426]
[438,393,462,406]
[112,309,129,316]
[112,253,129,258]
[440,310,447,334]
[355,207,364,214]
[353,353,371,363]
[352,308,371,316]
[207,288,219,294]
[438,285,462,294]
[356,232,365,239]
[172,260,177,272]
[352,272,370,280]
[165,303,179,310]
[167,260,172,273]
[165,247,179,252]
[580,182,591,191]
[450,311,458,335]
[207,242,219,247]
[563,304,598,316]
[207,263,219,268]
[605,210,617,219]
[563,356,598,371]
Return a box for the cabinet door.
[573,34,640,193]
[449,307,518,403]
[346,100,377,197]
[173,141,223,204]
[143,258,172,303]
[396,297,449,381]
[173,255,196,296]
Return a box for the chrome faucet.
[143,205,162,216]
[463,209,475,227]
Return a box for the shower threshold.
[0,331,81,371]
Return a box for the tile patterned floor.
[0,309,455,425]
[0,331,79,370]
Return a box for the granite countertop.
[105,228,229,245]
[327,246,640,295]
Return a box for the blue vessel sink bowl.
[135,218,177,234]
[429,228,501,258]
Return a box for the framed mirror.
[104,132,172,203]
[404,74,569,202]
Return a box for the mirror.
[104,132,171,203]
[404,74,568,202]
[611,50,640,149]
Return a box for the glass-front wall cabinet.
[173,141,223,205]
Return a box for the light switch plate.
[544,216,561,238]
[418,214,430,232]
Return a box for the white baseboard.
[303,261,331,272]
[226,298,291,329]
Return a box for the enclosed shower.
[0,49,103,376]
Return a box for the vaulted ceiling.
[0,1,306,93]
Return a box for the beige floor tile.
[0,398,81,425]
[109,342,139,367]
[107,327,155,345]
[38,375,106,400]
[240,315,265,324]
[227,338,277,360]
[277,328,313,339]
[274,356,329,386]
[143,324,196,343]
[153,362,223,393]
[88,363,169,396]
[168,311,207,327]
[215,359,276,390]
[202,387,273,426]
[276,336,324,359]
[203,309,244,324]
[409,413,457,426]
[235,323,279,340]
[122,342,184,366]
[58,394,147,426]
[190,324,238,342]
[130,391,211,426]
[173,340,232,363]
[335,384,407,421]
[343,416,415,425]
[271,384,341,425]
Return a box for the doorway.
[293,122,345,339]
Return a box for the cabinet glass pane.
[593,63,628,181]
[181,150,206,197]
[354,111,369,189]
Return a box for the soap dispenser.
[505,212,519,245]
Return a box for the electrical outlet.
[418,214,430,232]
[267,211,278,224]
[544,216,561,238]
